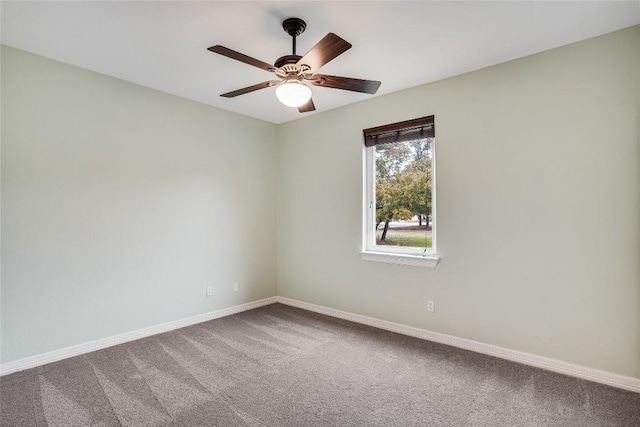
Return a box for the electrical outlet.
[427,300,435,313]
[233,282,239,292]
[206,286,212,297]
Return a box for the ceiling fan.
[207,17,381,113]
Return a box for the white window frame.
[360,136,439,268]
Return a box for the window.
[361,116,439,267]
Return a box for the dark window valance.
[363,116,435,147]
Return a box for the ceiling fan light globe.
[275,82,312,107]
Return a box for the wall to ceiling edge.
[0,45,279,363]
[276,26,640,378]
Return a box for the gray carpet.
[1,303,639,427]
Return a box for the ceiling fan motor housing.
[274,54,302,70]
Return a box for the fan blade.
[208,45,275,72]
[298,98,316,113]
[296,33,352,73]
[310,74,381,94]
[221,81,280,98]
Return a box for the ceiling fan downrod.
[274,18,307,71]
[282,17,306,55]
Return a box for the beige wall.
[2,26,639,379]
[276,26,640,377]
[1,46,278,363]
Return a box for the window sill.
[359,251,440,268]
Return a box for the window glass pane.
[374,138,433,249]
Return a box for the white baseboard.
[3,295,639,394]
[0,296,278,377]
[275,296,640,394]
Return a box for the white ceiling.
[2,1,639,124]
